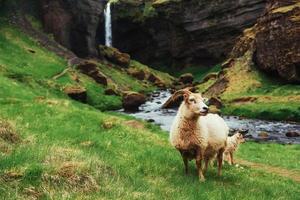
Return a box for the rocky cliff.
[254,0,300,83]
[111,0,267,68]
[41,0,107,57]
[203,0,300,99]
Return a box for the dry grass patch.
[0,119,21,143]
[272,2,300,14]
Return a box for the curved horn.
[171,89,192,101]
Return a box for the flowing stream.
[104,2,112,47]
[123,90,300,144]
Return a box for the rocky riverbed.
[122,90,300,144]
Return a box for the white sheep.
[169,90,229,181]
[223,132,245,165]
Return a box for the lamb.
[223,132,245,165]
[169,90,229,181]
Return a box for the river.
[122,90,300,144]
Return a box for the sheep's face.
[236,132,245,144]
[183,93,209,116]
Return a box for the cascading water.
[104,2,112,47]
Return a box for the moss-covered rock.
[99,45,131,67]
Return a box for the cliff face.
[112,0,267,68]
[254,0,300,83]
[41,0,107,57]
[205,0,300,98]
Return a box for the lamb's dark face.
[184,93,209,116]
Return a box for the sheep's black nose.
[203,107,209,112]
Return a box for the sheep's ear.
[183,93,189,101]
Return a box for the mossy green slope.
[195,51,300,121]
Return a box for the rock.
[147,73,160,83]
[112,0,266,68]
[122,92,146,111]
[128,69,145,80]
[104,88,118,96]
[76,60,108,85]
[99,45,130,67]
[258,131,269,139]
[179,73,194,84]
[208,97,223,109]
[41,0,106,57]
[208,105,221,114]
[64,86,87,103]
[286,131,300,138]
[152,92,160,97]
[253,1,300,83]
[147,119,155,123]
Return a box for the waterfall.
[104,2,112,47]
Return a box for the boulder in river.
[258,131,269,139]
[286,131,300,138]
[122,92,146,111]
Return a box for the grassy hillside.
[0,14,299,200]
[196,51,300,121]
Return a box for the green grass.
[236,142,300,171]
[222,102,300,121]
[0,21,155,111]
[0,84,299,199]
[98,61,156,93]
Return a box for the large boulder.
[76,60,108,85]
[122,92,146,111]
[286,131,300,138]
[254,1,300,83]
[179,73,194,84]
[64,86,87,103]
[99,45,130,67]
[127,69,146,80]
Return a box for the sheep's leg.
[179,150,189,175]
[217,148,225,176]
[196,149,205,181]
[230,152,234,165]
[182,156,189,175]
[203,158,209,174]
